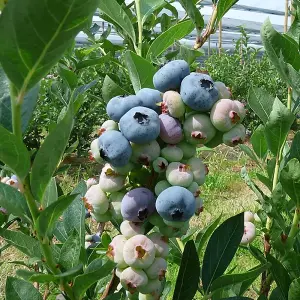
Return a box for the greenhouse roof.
[76,0,288,53]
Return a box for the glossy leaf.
[0,0,98,93]
[0,125,31,181]
[58,64,78,90]
[147,20,194,61]
[248,87,274,124]
[59,230,81,270]
[289,132,300,161]
[124,50,156,93]
[211,263,270,294]
[36,194,78,236]
[216,0,239,23]
[41,178,58,208]
[251,125,268,160]
[173,240,200,300]
[179,0,204,34]
[0,183,30,221]
[102,75,129,103]
[202,213,244,293]
[195,213,222,255]
[288,277,300,300]
[73,259,115,299]
[98,0,136,45]
[6,277,42,300]
[0,228,41,259]
[0,68,40,133]
[280,158,300,205]
[140,0,165,24]
[264,98,295,156]
[31,107,74,201]
[267,253,291,300]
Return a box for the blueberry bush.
[0,0,288,299]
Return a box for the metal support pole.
[218,19,222,56]
[284,0,289,32]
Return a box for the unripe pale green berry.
[222,124,246,147]
[107,235,128,268]
[120,267,148,294]
[144,257,167,281]
[120,220,145,239]
[162,91,185,118]
[90,139,102,163]
[83,184,109,215]
[214,81,231,99]
[131,141,161,165]
[1,176,10,183]
[166,162,193,187]
[123,235,156,269]
[127,291,139,299]
[154,180,171,197]
[152,157,168,173]
[183,114,216,145]
[161,145,183,162]
[244,211,255,222]
[158,225,179,238]
[240,222,256,245]
[177,141,196,159]
[187,157,207,186]
[5,178,20,190]
[174,221,190,237]
[98,120,118,135]
[148,212,166,228]
[99,164,125,193]
[187,182,201,197]
[115,267,126,279]
[147,232,169,258]
[114,162,135,175]
[85,178,98,189]
[138,279,162,297]
[163,219,188,229]
[195,197,204,215]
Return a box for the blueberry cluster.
[85,60,247,298]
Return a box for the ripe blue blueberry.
[153,60,190,92]
[136,88,163,112]
[180,73,219,112]
[156,186,196,222]
[106,95,143,122]
[121,188,156,222]
[119,107,160,144]
[98,130,132,167]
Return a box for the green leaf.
[0,68,40,133]
[216,0,239,23]
[0,183,30,221]
[289,132,300,161]
[241,167,264,202]
[146,20,194,61]
[59,230,81,270]
[31,106,74,201]
[16,269,56,283]
[0,125,31,181]
[280,158,300,205]
[248,87,274,124]
[195,213,222,255]
[98,0,136,45]
[251,125,268,160]
[102,75,130,103]
[288,277,300,300]
[124,50,156,93]
[211,263,271,294]
[173,240,200,300]
[41,177,58,208]
[73,259,115,299]
[140,0,165,24]
[261,19,300,73]
[76,53,114,70]
[202,213,244,293]
[0,228,41,259]
[58,64,78,90]
[288,10,300,42]
[179,0,204,35]
[5,277,42,300]
[36,194,78,236]
[249,245,267,264]
[267,253,291,300]
[264,98,295,156]
[239,144,261,167]
[0,0,98,93]
[256,173,272,191]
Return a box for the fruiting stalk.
[135,0,143,56]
